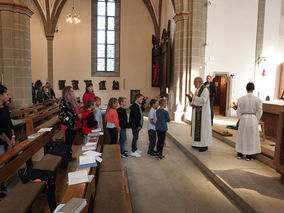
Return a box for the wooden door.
[219,76,227,115]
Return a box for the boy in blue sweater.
[156,99,170,159]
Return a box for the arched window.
[92,0,120,76]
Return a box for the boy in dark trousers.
[147,99,159,156]
[156,98,170,159]
[117,97,129,158]
[129,93,144,158]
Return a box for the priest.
[186,77,212,152]
[236,82,263,160]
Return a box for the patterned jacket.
[59,98,77,128]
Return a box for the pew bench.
[60,136,103,213]
[0,130,62,213]
[93,144,132,213]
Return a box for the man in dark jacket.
[204,75,217,125]
[129,94,144,157]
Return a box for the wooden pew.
[93,144,133,213]
[0,130,62,213]
[60,136,103,213]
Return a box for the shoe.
[246,155,252,161]
[131,151,142,158]
[147,152,157,156]
[123,150,128,153]
[237,152,243,159]
[121,153,129,158]
[192,146,199,149]
[198,147,208,152]
[136,149,142,154]
[156,154,165,159]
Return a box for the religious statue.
[152,35,161,87]
[99,80,106,90]
[71,80,79,90]
[112,80,119,90]
[58,80,65,90]
[84,80,92,87]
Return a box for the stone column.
[47,36,54,85]
[0,1,33,108]
[169,0,207,122]
[169,0,191,122]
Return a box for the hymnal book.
[78,163,97,169]
[27,133,40,140]
[68,170,88,185]
[79,155,96,165]
[91,128,102,133]
[82,150,102,157]
[82,144,97,151]
[57,198,87,213]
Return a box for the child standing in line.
[155,99,170,159]
[129,93,144,158]
[106,98,121,144]
[147,99,159,156]
[82,99,98,144]
[117,97,129,158]
[94,96,103,130]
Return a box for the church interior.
[0,0,284,212]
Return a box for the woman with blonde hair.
[59,86,81,160]
[106,97,121,144]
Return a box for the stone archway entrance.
[213,73,232,117]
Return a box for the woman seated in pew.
[59,86,81,160]
[0,84,15,198]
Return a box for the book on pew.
[57,198,87,213]
[78,155,97,169]
[68,170,89,185]
[91,128,102,133]
[82,144,97,151]
[27,133,40,139]
[78,163,97,169]
[38,127,53,132]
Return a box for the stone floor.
[166,120,284,213]
[122,126,240,213]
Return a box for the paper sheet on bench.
[38,127,53,132]
[68,170,88,185]
[79,155,96,165]
[85,142,97,146]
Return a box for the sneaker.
[131,151,142,158]
[147,152,157,156]
[136,149,142,154]
[123,150,128,153]
[121,153,129,158]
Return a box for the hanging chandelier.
[66,0,80,24]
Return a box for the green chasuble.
[194,85,206,142]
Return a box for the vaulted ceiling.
[32,0,174,38]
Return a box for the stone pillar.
[47,37,54,86]
[169,0,191,122]
[169,0,207,122]
[0,1,33,108]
